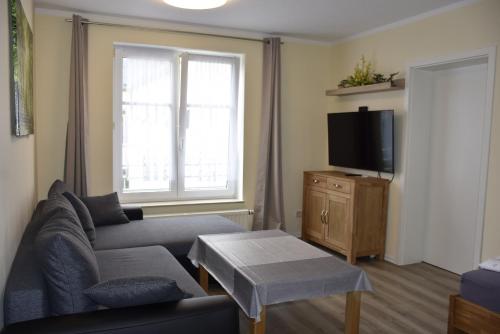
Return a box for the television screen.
[328,110,394,173]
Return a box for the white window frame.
[112,43,244,204]
[178,53,241,200]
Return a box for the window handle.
[179,137,184,151]
[184,108,190,129]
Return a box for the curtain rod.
[65,18,284,44]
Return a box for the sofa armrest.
[2,296,239,334]
[123,207,143,221]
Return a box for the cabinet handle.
[313,179,320,184]
[324,210,329,224]
[333,184,342,189]
[320,209,325,224]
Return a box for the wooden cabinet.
[302,171,389,264]
[303,188,326,240]
[324,193,351,250]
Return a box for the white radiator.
[147,209,254,231]
[219,209,254,230]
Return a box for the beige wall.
[327,0,500,261]
[34,13,332,236]
[0,0,36,328]
[282,42,333,233]
[35,0,499,262]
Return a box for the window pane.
[184,59,234,191]
[121,57,174,193]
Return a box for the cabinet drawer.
[327,177,352,194]
[306,174,327,188]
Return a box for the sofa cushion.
[3,201,51,325]
[95,246,206,298]
[460,269,500,312]
[81,192,130,227]
[84,276,192,308]
[5,194,82,324]
[35,202,100,316]
[42,189,80,219]
[93,215,246,257]
[47,179,69,198]
[63,191,96,246]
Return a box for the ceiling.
[35,0,467,42]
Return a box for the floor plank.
[231,259,459,334]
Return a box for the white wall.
[0,0,36,328]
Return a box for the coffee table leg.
[250,306,266,334]
[345,291,361,334]
[199,265,209,293]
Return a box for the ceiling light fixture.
[163,0,228,10]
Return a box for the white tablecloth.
[188,230,372,320]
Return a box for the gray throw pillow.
[41,190,75,220]
[80,192,130,227]
[35,205,100,316]
[63,191,96,246]
[84,276,192,308]
[47,179,69,198]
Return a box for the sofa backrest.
[3,201,51,325]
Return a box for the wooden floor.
[226,259,460,334]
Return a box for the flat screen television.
[327,110,394,173]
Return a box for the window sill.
[122,198,244,208]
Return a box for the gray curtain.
[64,15,88,196]
[252,38,285,231]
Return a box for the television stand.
[302,171,389,264]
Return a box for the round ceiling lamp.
[163,0,228,10]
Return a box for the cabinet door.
[324,193,352,250]
[303,188,326,240]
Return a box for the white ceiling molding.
[331,0,481,46]
[35,0,469,44]
[35,7,333,46]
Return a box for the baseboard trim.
[384,255,399,265]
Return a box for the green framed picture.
[9,0,33,136]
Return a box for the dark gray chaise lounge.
[3,188,245,334]
[93,214,245,277]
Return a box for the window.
[113,45,243,203]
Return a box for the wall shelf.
[326,78,405,96]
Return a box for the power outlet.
[296,210,302,218]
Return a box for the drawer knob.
[313,179,319,184]
[334,184,342,189]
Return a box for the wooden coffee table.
[188,230,372,334]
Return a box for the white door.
[424,63,488,274]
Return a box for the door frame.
[399,47,497,268]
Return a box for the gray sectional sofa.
[2,183,245,334]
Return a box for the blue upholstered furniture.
[448,269,500,333]
[460,269,500,313]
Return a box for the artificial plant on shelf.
[338,55,399,88]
